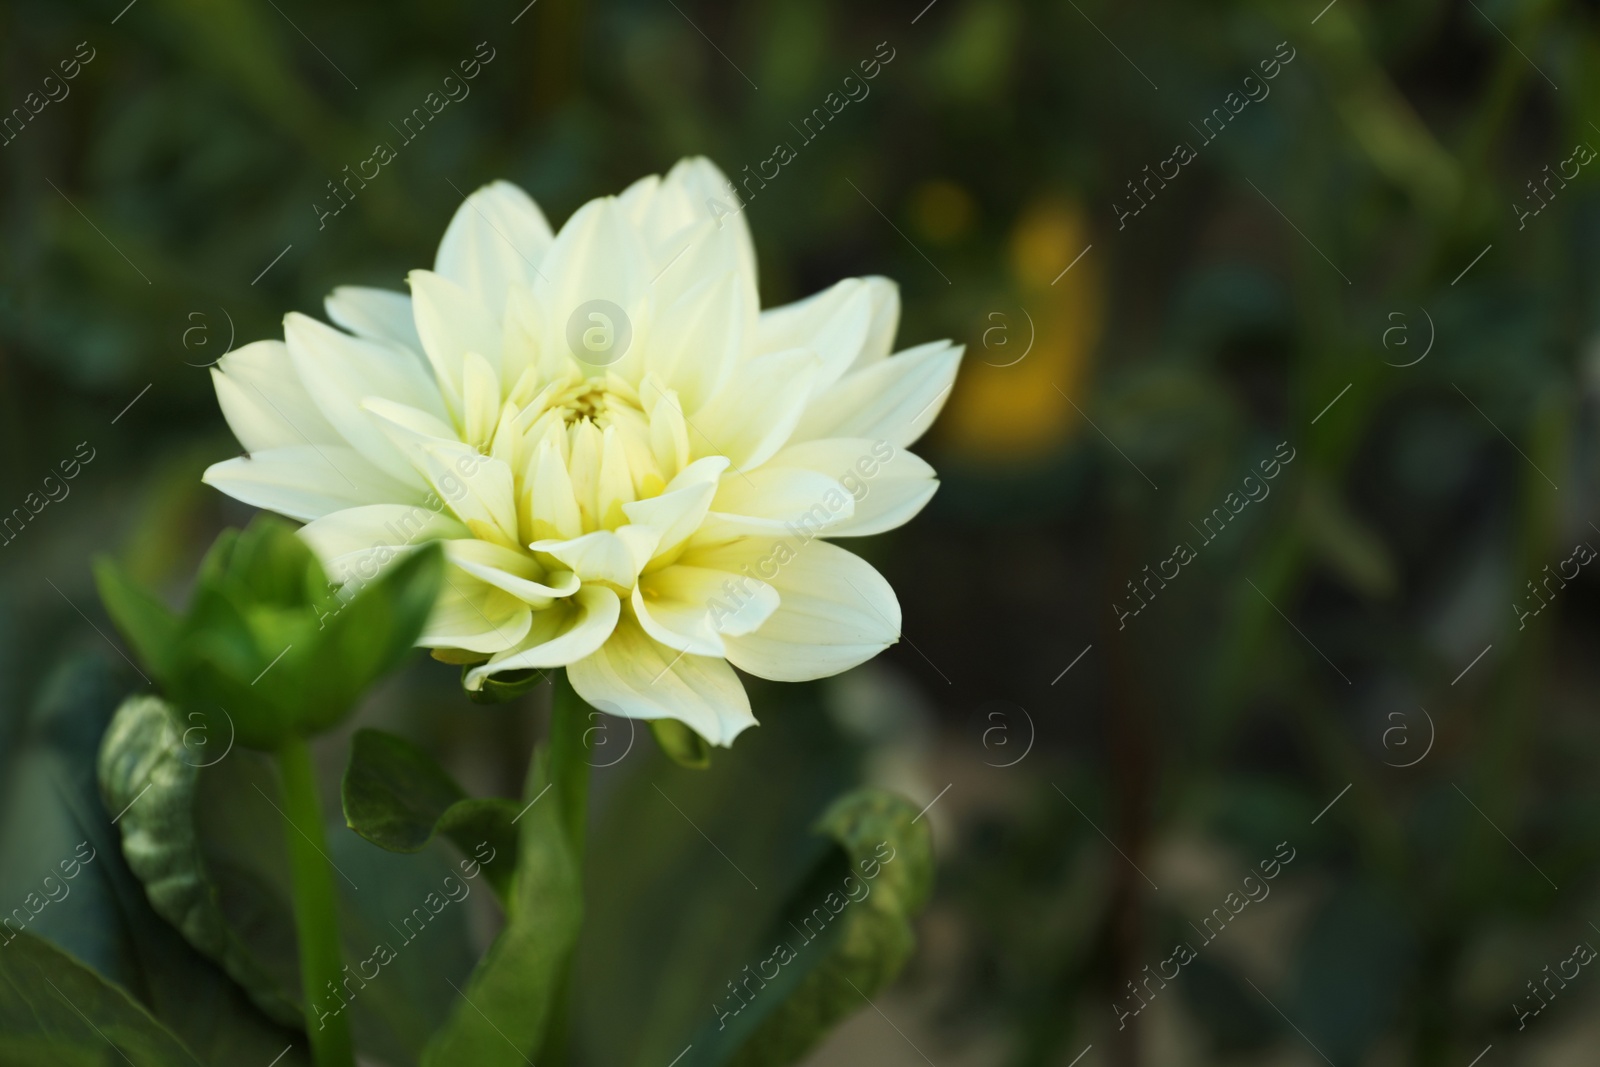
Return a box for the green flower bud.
[95,515,443,749]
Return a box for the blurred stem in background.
[540,670,592,1066]
[277,736,355,1067]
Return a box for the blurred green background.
[6,0,1600,1063]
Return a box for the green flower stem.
[549,671,592,856]
[539,671,592,1065]
[276,737,355,1067]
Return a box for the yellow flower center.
[554,378,630,426]
[492,368,690,545]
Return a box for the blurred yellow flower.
[942,196,1101,460]
[909,179,977,244]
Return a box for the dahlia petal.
[617,160,752,280]
[690,347,819,470]
[856,276,901,372]
[535,197,650,381]
[567,611,756,746]
[707,466,855,536]
[621,456,728,562]
[595,425,636,530]
[529,526,661,587]
[444,538,580,604]
[325,286,425,354]
[657,157,759,290]
[761,438,938,537]
[633,563,778,656]
[528,432,585,542]
[755,278,873,388]
[642,382,691,481]
[298,503,468,581]
[421,569,534,653]
[652,216,758,309]
[421,443,519,548]
[211,340,341,452]
[434,180,553,319]
[202,447,421,523]
[408,268,502,415]
[566,419,605,529]
[684,539,901,682]
[463,585,621,688]
[363,398,521,547]
[615,173,663,228]
[644,271,745,413]
[791,340,963,448]
[461,350,502,450]
[504,285,564,386]
[283,312,448,488]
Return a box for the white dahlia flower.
[203,158,962,745]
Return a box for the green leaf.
[101,518,445,749]
[93,556,180,681]
[651,718,712,769]
[683,789,934,1067]
[1299,479,1397,599]
[301,542,444,734]
[0,652,309,1066]
[219,513,324,609]
[324,828,483,1065]
[0,930,203,1066]
[1286,883,1415,1065]
[97,693,303,1027]
[191,747,482,1067]
[159,529,311,749]
[572,684,857,1066]
[342,728,519,900]
[420,737,582,1067]
[91,677,481,1066]
[193,525,242,592]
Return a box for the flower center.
[504,370,683,543]
[555,379,625,426]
